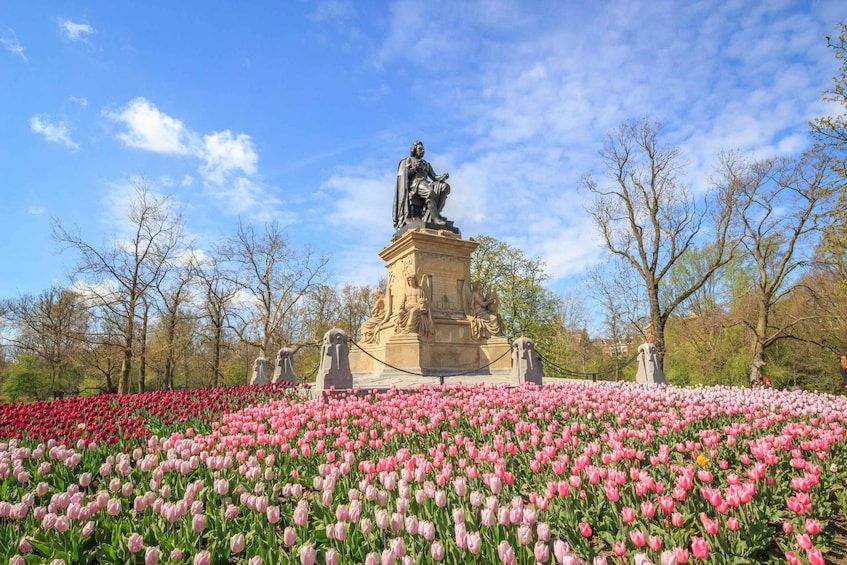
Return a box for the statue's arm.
[425,160,449,182]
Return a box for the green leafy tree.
[2,355,52,402]
[470,235,561,348]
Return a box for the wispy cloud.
[68,96,88,107]
[27,207,45,216]
[60,19,95,42]
[29,115,80,149]
[0,28,25,60]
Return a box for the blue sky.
[0,0,842,302]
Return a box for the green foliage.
[470,235,561,346]
[2,355,51,402]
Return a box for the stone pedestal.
[349,228,511,378]
[634,343,666,385]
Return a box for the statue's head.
[406,275,418,286]
[373,289,383,299]
[410,141,425,158]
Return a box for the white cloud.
[108,97,195,155]
[68,96,88,107]
[27,207,45,215]
[199,131,259,184]
[0,28,25,60]
[61,19,95,41]
[107,97,279,221]
[30,115,80,149]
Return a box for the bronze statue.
[393,141,451,230]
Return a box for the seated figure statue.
[360,289,387,344]
[393,141,451,230]
[465,280,503,340]
[394,275,433,338]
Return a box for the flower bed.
[1,382,846,564]
[0,383,301,444]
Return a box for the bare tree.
[734,151,836,385]
[154,258,195,389]
[4,287,89,398]
[337,284,374,341]
[220,220,329,360]
[52,178,184,394]
[194,252,239,387]
[583,119,742,368]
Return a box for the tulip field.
[1,382,846,565]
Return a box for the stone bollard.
[634,343,666,385]
[511,336,544,385]
[272,348,297,384]
[250,357,270,385]
[313,328,353,398]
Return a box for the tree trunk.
[138,301,149,393]
[212,323,222,388]
[748,300,769,386]
[647,282,666,371]
[164,311,177,389]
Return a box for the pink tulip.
[699,512,718,535]
[726,517,740,531]
[783,521,794,534]
[170,548,183,562]
[621,506,636,523]
[283,526,296,546]
[294,501,309,526]
[691,536,709,560]
[671,547,689,564]
[193,551,210,565]
[648,534,662,551]
[299,544,316,565]
[267,505,280,524]
[192,514,206,533]
[805,518,821,535]
[145,546,160,565]
[795,533,813,550]
[579,522,592,538]
[629,529,646,547]
[807,548,825,565]
[430,541,445,562]
[390,537,406,558]
[537,521,551,542]
[553,540,570,563]
[534,541,550,562]
[9,556,25,565]
[230,533,245,554]
[660,550,677,565]
[128,532,143,553]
